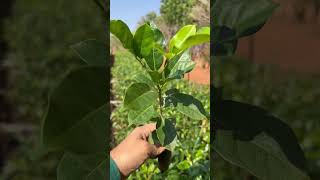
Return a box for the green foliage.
[111,51,210,179]
[1,0,106,179]
[4,0,106,123]
[212,0,310,179]
[160,0,195,27]
[111,20,210,160]
[213,57,320,179]
[42,36,107,178]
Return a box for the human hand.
[110,123,166,178]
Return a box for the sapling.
[110,20,210,171]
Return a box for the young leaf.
[214,100,310,180]
[169,25,196,53]
[57,152,107,180]
[164,89,207,120]
[42,66,108,154]
[164,50,195,81]
[124,83,157,111]
[110,20,134,51]
[71,39,107,66]
[133,24,154,58]
[172,27,210,54]
[128,106,159,126]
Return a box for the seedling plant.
[110,20,210,170]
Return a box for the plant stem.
[157,85,163,116]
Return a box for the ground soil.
[185,58,210,85]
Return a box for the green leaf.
[145,47,163,70]
[41,66,108,154]
[133,24,154,58]
[71,39,107,66]
[214,100,310,180]
[128,106,158,126]
[124,83,157,111]
[149,22,166,48]
[57,152,107,180]
[212,0,279,38]
[110,20,134,51]
[133,73,154,87]
[147,70,163,84]
[215,131,310,180]
[169,25,196,53]
[164,89,207,120]
[154,118,177,146]
[177,160,191,170]
[164,50,195,81]
[173,27,210,54]
[212,0,278,57]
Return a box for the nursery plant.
[110,20,210,171]
[212,0,311,180]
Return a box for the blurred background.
[213,0,320,179]
[0,0,106,179]
[111,0,210,179]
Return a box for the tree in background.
[190,0,209,62]
[160,0,195,36]
[137,11,158,27]
[190,0,209,26]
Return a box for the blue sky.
[111,0,161,30]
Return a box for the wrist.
[110,149,127,179]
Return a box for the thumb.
[149,145,166,159]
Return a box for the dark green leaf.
[71,39,107,66]
[110,20,134,51]
[214,100,310,180]
[133,24,154,58]
[164,88,207,120]
[57,152,107,180]
[124,83,157,111]
[155,118,177,146]
[164,50,195,80]
[212,0,279,38]
[42,66,108,154]
[212,0,278,56]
